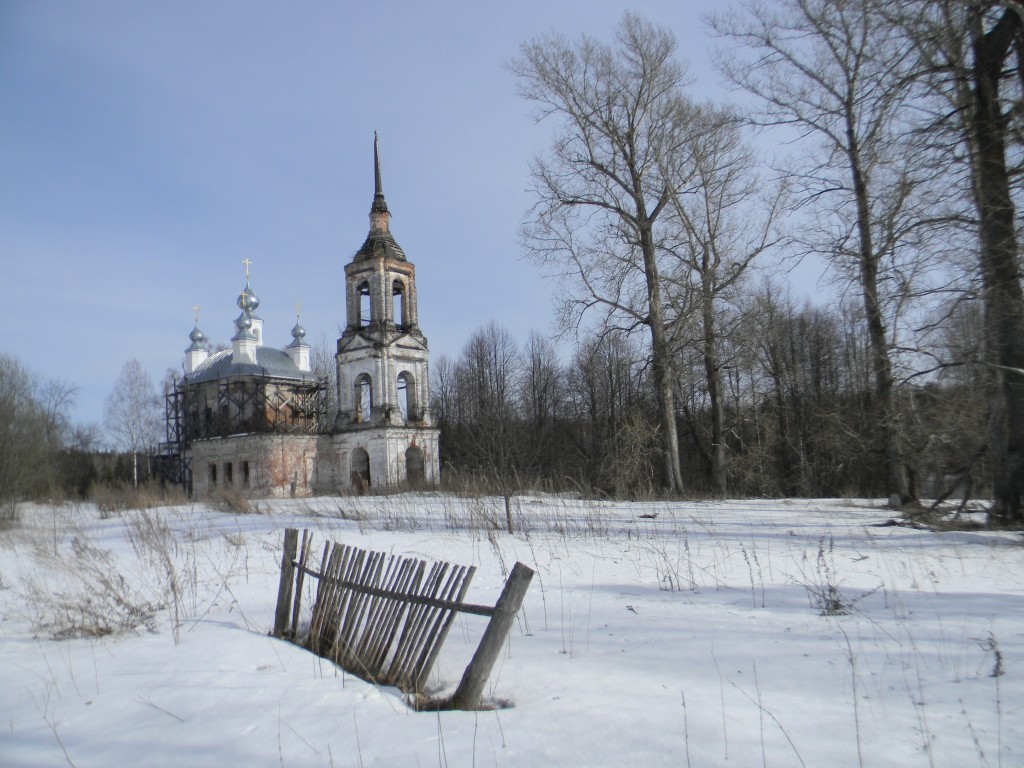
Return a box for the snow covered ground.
[1,494,1021,767]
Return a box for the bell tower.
[331,134,439,489]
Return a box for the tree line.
[437,3,1024,524]
[0,354,160,515]
[432,293,987,501]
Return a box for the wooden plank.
[366,558,420,674]
[327,545,360,662]
[293,563,495,616]
[415,564,476,691]
[406,564,465,689]
[289,529,312,639]
[385,560,439,685]
[307,540,333,647]
[451,561,534,710]
[390,561,449,688]
[272,528,299,637]
[354,552,405,671]
[337,550,383,673]
[354,553,403,669]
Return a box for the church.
[155,137,441,496]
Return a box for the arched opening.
[397,371,415,422]
[351,447,370,491]
[405,446,424,486]
[354,374,372,422]
[359,281,371,327]
[392,279,405,328]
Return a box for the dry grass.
[90,482,189,518]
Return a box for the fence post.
[450,561,534,710]
[273,528,299,638]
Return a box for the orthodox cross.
[242,258,253,278]
[192,304,201,324]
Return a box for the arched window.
[392,279,405,328]
[359,281,371,327]
[354,374,372,422]
[397,371,415,422]
[405,446,424,485]
[351,447,370,490]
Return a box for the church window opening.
[355,374,373,422]
[209,463,218,486]
[224,462,233,485]
[397,371,414,421]
[351,447,370,489]
[359,282,371,327]
[406,446,424,485]
[242,460,250,486]
[393,280,405,327]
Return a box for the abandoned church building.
[154,138,441,496]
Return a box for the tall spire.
[371,131,389,217]
[354,131,405,261]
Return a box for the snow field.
[1,495,1021,767]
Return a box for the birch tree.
[104,359,159,488]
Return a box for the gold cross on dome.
[294,302,302,318]
[239,289,249,305]
[192,304,201,324]
[242,258,253,277]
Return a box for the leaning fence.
[272,528,533,710]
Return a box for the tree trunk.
[640,226,685,494]
[847,121,909,504]
[970,9,1024,523]
[702,297,727,495]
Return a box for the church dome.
[238,281,260,312]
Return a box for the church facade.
[156,137,440,496]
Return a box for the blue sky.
[0,2,818,437]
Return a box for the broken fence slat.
[272,528,299,637]
[288,529,312,638]
[451,561,535,710]
[414,564,475,691]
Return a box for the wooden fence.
[272,528,533,710]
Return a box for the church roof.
[184,346,318,385]
[353,230,406,262]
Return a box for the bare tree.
[104,359,159,488]
[0,354,77,512]
[511,12,699,493]
[663,109,788,494]
[711,0,941,504]
[889,0,1024,521]
[449,322,523,489]
[519,331,566,481]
